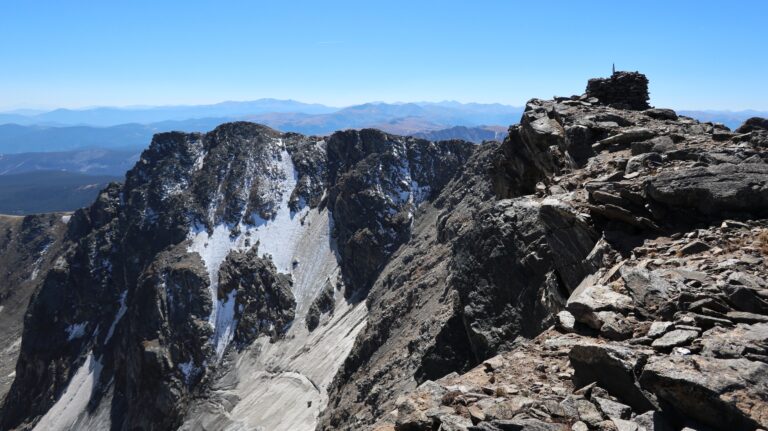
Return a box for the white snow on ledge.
[104,291,128,344]
[187,144,311,359]
[65,322,88,341]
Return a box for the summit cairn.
[586,70,650,110]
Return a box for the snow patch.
[178,359,200,385]
[66,322,88,341]
[61,215,71,224]
[32,353,103,431]
[188,144,310,359]
[104,291,128,344]
[30,242,52,281]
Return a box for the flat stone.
[679,240,710,255]
[646,321,674,338]
[651,329,699,350]
[726,311,768,324]
[567,283,634,329]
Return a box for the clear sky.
[1,0,766,110]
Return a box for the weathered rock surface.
[362,73,768,431]
[0,214,68,404]
[0,123,474,431]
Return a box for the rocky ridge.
[0,123,473,431]
[0,214,69,403]
[350,74,768,431]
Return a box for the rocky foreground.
[358,73,768,431]
[0,72,766,431]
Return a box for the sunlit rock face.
[0,121,473,431]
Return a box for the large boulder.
[647,163,768,220]
[569,344,657,412]
[452,198,597,359]
[735,117,768,133]
[639,355,768,430]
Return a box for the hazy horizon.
[3,98,768,116]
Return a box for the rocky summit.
[0,72,767,431]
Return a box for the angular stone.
[646,321,674,338]
[575,398,604,427]
[620,267,672,311]
[596,128,655,149]
[598,311,633,340]
[436,413,472,431]
[567,283,633,330]
[483,396,536,420]
[625,152,661,175]
[569,344,656,412]
[556,310,577,333]
[679,240,710,255]
[611,418,639,431]
[700,323,768,359]
[468,405,485,424]
[632,411,673,431]
[593,396,631,419]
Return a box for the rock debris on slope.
[354,73,768,431]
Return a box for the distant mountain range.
[0,99,338,127]
[0,100,765,181]
[0,100,525,157]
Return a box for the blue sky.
[1,0,766,110]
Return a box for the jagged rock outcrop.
[0,214,68,404]
[338,74,768,431]
[0,123,473,431]
[219,248,296,344]
[327,129,473,295]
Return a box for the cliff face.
[1,73,768,431]
[0,214,68,404]
[0,123,473,431]
[334,78,768,431]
